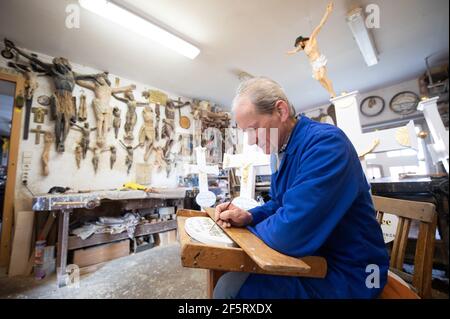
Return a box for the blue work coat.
[237,116,389,299]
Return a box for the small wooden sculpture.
[7,60,44,140]
[78,91,87,122]
[113,90,148,142]
[31,107,48,124]
[161,118,175,140]
[287,1,336,98]
[70,122,96,159]
[75,144,83,169]
[109,146,117,169]
[139,105,155,161]
[112,106,121,139]
[30,125,46,144]
[101,145,117,169]
[90,147,100,174]
[119,140,140,175]
[151,146,168,173]
[42,131,54,176]
[154,103,161,140]
[76,72,135,147]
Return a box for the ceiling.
[0,0,448,111]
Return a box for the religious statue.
[42,131,54,176]
[75,144,83,169]
[90,146,100,174]
[78,91,88,122]
[3,39,104,152]
[138,105,155,161]
[112,106,121,139]
[76,72,136,147]
[70,122,96,159]
[287,1,336,98]
[113,89,149,142]
[7,60,45,140]
[119,140,140,175]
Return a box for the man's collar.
[279,117,300,155]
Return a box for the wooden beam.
[372,196,436,223]
[0,72,24,267]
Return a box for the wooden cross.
[331,91,418,170]
[417,96,449,173]
[30,125,46,145]
[331,91,419,244]
[223,133,270,210]
[185,146,219,208]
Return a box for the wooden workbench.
[177,209,327,298]
[32,188,187,287]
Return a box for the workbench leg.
[207,270,225,299]
[56,210,70,288]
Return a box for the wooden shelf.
[68,220,177,250]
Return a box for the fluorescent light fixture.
[346,8,378,66]
[79,0,200,59]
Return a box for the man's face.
[234,96,285,154]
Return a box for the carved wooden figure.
[70,122,96,159]
[78,91,87,122]
[75,144,83,169]
[42,131,54,176]
[6,60,44,140]
[90,147,100,174]
[112,106,121,139]
[3,39,104,152]
[76,72,135,147]
[287,1,336,98]
[113,90,148,142]
[119,140,140,175]
[139,105,155,161]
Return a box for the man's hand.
[215,202,253,228]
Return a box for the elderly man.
[214,77,388,299]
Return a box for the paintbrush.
[209,198,234,232]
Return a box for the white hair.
[232,77,296,116]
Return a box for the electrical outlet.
[21,151,32,185]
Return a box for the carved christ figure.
[76,73,135,147]
[3,39,103,152]
[287,1,336,98]
[112,89,149,141]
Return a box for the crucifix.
[417,96,449,173]
[185,147,219,208]
[30,125,46,145]
[331,91,419,244]
[331,91,418,171]
[222,133,271,211]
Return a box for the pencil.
[210,198,234,231]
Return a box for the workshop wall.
[0,49,194,212]
[302,78,422,126]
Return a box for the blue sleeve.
[248,199,279,225]
[248,169,281,225]
[249,131,363,257]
